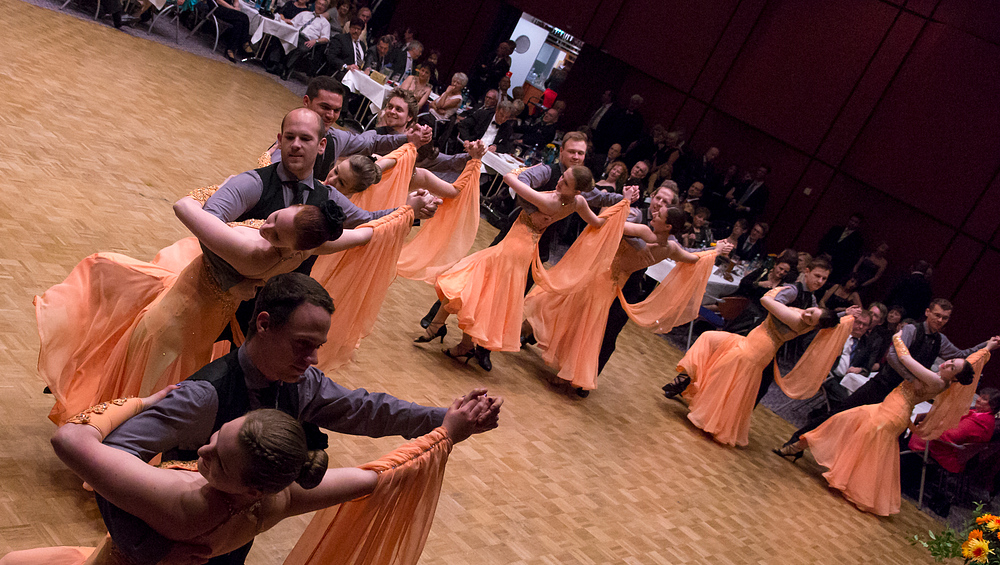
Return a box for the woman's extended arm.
[412,168,460,199]
[174,196,276,275]
[376,156,397,175]
[892,333,944,389]
[623,222,657,244]
[849,292,862,308]
[281,467,379,518]
[312,227,374,255]
[503,172,560,215]
[819,286,836,309]
[575,195,606,228]
[665,240,701,263]
[761,293,806,329]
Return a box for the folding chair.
[186,0,222,53]
[148,0,182,43]
[61,0,102,20]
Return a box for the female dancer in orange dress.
[780,335,995,516]
[523,204,734,395]
[421,166,630,370]
[36,196,372,425]
[672,286,840,446]
[0,387,490,564]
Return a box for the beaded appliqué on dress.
[226,219,265,229]
[257,151,273,168]
[187,186,220,205]
[66,397,132,425]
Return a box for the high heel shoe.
[474,346,492,371]
[415,323,447,343]
[443,346,474,364]
[420,301,441,329]
[520,333,537,349]
[662,373,691,399]
[772,443,804,462]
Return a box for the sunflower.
[962,538,993,564]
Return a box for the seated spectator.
[681,181,704,215]
[470,41,514,102]
[593,143,622,179]
[422,50,442,88]
[329,0,353,33]
[646,162,673,195]
[498,76,512,102]
[375,88,418,134]
[516,108,559,148]
[885,305,905,334]
[909,388,1000,474]
[279,0,310,19]
[364,35,394,75]
[626,160,650,190]
[457,99,516,154]
[866,301,891,372]
[682,207,714,249]
[475,89,499,113]
[820,276,863,312]
[268,0,333,80]
[401,61,434,109]
[212,0,253,64]
[813,310,876,407]
[720,218,749,251]
[428,73,468,122]
[386,40,423,81]
[597,161,627,194]
[324,17,366,80]
[725,164,770,221]
[355,6,371,44]
[733,221,767,263]
[736,258,793,301]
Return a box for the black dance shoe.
[443,346,474,364]
[520,333,537,349]
[772,443,804,462]
[414,323,447,343]
[474,346,492,371]
[420,301,441,329]
[575,387,590,398]
[662,374,691,399]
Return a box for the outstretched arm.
[893,333,944,389]
[575,195,606,228]
[174,196,276,276]
[665,240,701,263]
[312,227,374,255]
[623,222,657,244]
[761,292,805,329]
[503,171,560,215]
[412,168,461,199]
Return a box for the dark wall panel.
[905,0,940,17]
[815,11,922,165]
[713,0,897,154]
[556,44,630,128]
[690,0,766,102]
[935,0,1000,45]
[601,0,738,92]
[581,0,625,47]
[388,0,495,78]
[617,71,686,133]
[933,234,984,299]
[671,98,709,140]
[945,249,1000,348]
[963,174,1000,242]
[769,160,834,251]
[842,23,1000,227]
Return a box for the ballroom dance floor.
[0,1,940,562]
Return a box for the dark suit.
[325,32,365,77]
[599,107,644,153]
[818,226,863,282]
[733,233,765,263]
[383,47,410,79]
[885,272,933,319]
[676,155,717,190]
[470,54,511,100]
[730,180,769,221]
[515,120,557,148]
[457,108,514,154]
[363,47,389,73]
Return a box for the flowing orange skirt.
[677,319,783,447]
[801,384,914,516]
[35,238,239,424]
[435,214,540,351]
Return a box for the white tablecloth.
[481,151,522,176]
[645,259,741,305]
[248,10,299,54]
[342,69,439,113]
[238,1,264,35]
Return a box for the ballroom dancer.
[420,166,634,371]
[777,336,995,516]
[523,204,734,396]
[668,286,840,446]
[0,385,491,564]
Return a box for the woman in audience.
[419,166,634,371]
[401,62,435,110]
[645,162,673,195]
[35,193,373,425]
[852,242,889,292]
[0,388,488,564]
[820,275,863,312]
[597,160,628,193]
[429,73,468,123]
[776,335,994,515]
[736,258,794,301]
[884,305,906,334]
[666,269,840,447]
[681,207,714,248]
[331,0,354,32]
[375,88,418,135]
[214,0,253,63]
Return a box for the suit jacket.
[733,233,765,263]
[457,108,514,153]
[817,226,863,280]
[830,333,877,378]
[384,47,410,78]
[325,32,364,75]
[363,47,389,73]
[600,107,644,153]
[515,120,556,148]
[731,180,769,220]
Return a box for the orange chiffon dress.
[35,237,243,425]
[800,382,918,516]
[526,237,716,391]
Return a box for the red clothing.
[908,410,996,473]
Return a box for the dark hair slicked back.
[248,273,334,339]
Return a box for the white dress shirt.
[481,118,500,147]
[833,336,857,378]
[292,10,331,42]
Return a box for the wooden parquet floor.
[0,1,943,562]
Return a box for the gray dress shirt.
[885,321,987,382]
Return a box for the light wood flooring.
[0,1,944,562]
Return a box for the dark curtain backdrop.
[387,0,1000,376]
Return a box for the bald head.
[281,108,325,139]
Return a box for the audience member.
[909,387,1000,474]
[324,17,366,79]
[593,143,622,179]
[387,40,423,80]
[885,305,906,334]
[212,0,253,64]
[400,61,434,109]
[721,218,749,250]
[516,108,559,148]
[733,221,767,263]
[885,260,934,319]
[375,88,418,134]
[457,98,516,154]
[811,310,876,409]
[626,160,650,189]
[470,41,514,102]
[725,164,770,221]
[356,6,371,44]
[818,213,865,283]
[428,73,468,122]
[422,49,442,87]
[645,162,673,195]
[735,258,793,302]
[681,182,704,214]
[676,146,720,190]
[865,301,892,371]
[477,89,499,112]
[589,90,616,149]
[270,0,333,81]
[820,275,863,313]
[597,94,644,154]
[278,0,310,20]
[596,161,627,194]
[682,207,714,249]
[852,242,889,292]
[330,0,353,33]
[497,76,512,102]
[363,35,394,74]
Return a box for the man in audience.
[681,181,705,213]
[387,40,423,80]
[779,298,997,451]
[271,77,431,182]
[815,310,875,407]
[726,164,770,221]
[96,273,502,565]
[733,221,768,263]
[457,99,517,154]
[886,260,934,319]
[593,143,622,179]
[818,212,864,283]
[375,88,419,135]
[589,89,616,149]
[356,6,372,45]
[470,40,514,102]
[267,0,332,81]
[324,17,366,79]
[625,159,650,187]
[677,146,720,190]
[364,34,394,73]
[516,108,559,148]
[599,94,644,153]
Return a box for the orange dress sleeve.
[620,249,716,333]
[282,428,453,565]
[311,206,416,371]
[915,348,991,441]
[771,315,854,399]
[348,144,417,211]
[397,158,481,284]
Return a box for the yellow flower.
[963,538,993,563]
[969,529,984,541]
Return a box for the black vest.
[787,281,815,310]
[239,163,329,221]
[876,323,941,387]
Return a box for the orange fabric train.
[916,347,991,441]
[311,206,415,371]
[771,315,854,400]
[283,428,453,565]
[619,250,716,333]
[349,144,417,211]
[397,158,481,284]
[34,237,238,425]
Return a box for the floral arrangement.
[912,503,1000,563]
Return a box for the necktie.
[284,180,306,205]
[354,41,363,65]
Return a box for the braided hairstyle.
[346,155,383,193]
[237,409,329,493]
